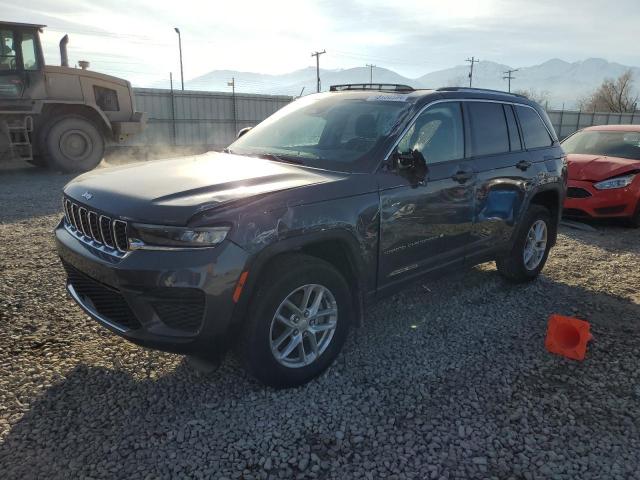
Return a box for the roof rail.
[437,87,527,98]
[330,84,415,92]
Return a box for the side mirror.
[394,149,426,170]
[393,149,428,186]
[237,126,252,139]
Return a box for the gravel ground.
[1,161,639,479]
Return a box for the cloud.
[1,0,638,85]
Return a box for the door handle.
[516,160,532,171]
[452,171,473,183]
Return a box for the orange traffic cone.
[545,314,593,361]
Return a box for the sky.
[2,0,639,88]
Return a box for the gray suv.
[56,84,566,387]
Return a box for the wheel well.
[530,190,560,243]
[249,239,364,326]
[37,104,111,140]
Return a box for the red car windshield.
[562,130,640,160]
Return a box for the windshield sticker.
[367,94,409,102]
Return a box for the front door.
[378,101,475,290]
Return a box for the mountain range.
[166,58,640,109]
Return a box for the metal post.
[311,50,326,93]
[174,27,184,91]
[228,77,237,135]
[170,72,177,146]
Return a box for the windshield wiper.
[255,153,305,165]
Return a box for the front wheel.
[45,115,105,172]
[496,205,553,283]
[238,254,352,388]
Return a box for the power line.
[503,69,519,93]
[311,50,326,93]
[466,56,480,87]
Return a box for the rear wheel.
[496,205,552,283]
[45,115,105,172]
[238,254,352,388]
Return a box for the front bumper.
[563,179,640,219]
[55,220,249,357]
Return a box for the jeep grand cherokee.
[56,84,566,387]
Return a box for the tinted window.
[516,106,553,149]
[396,102,464,164]
[467,102,510,156]
[504,104,522,151]
[21,33,38,71]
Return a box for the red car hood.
[566,154,640,181]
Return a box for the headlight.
[129,223,230,250]
[593,174,636,190]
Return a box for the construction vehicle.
[0,21,146,172]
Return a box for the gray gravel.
[1,161,640,479]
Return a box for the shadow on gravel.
[1,267,639,479]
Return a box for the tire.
[496,205,553,283]
[238,254,352,388]
[44,115,105,172]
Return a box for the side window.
[21,33,39,71]
[467,102,510,156]
[516,106,553,149]
[0,30,17,71]
[504,104,522,151]
[396,102,464,164]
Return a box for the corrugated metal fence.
[547,110,640,139]
[128,88,292,149]
[128,88,640,149]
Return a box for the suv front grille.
[63,198,128,256]
[62,261,140,330]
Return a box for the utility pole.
[174,27,184,90]
[311,50,326,93]
[366,64,376,84]
[170,72,177,145]
[503,69,518,93]
[466,56,479,87]
[227,77,237,134]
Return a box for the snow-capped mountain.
[170,59,640,108]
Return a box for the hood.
[566,154,640,182]
[64,152,346,225]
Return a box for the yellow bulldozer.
[0,21,146,172]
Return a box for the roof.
[0,21,46,29]
[584,124,640,132]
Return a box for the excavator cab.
[0,22,45,101]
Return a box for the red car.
[562,125,640,227]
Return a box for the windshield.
[562,130,640,160]
[228,93,414,172]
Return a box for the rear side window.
[504,105,522,151]
[467,102,510,156]
[516,106,553,149]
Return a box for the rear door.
[466,101,533,259]
[377,101,476,290]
